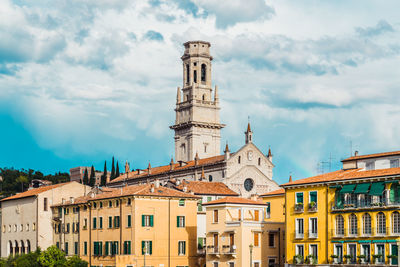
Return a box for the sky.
[1,0,400,185]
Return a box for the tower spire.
[245,120,253,144]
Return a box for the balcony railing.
[206,246,219,255]
[294,232,304,239]
[294,203,304,213]
[332,200,400,211]
[222,245,236,255]
[308,231,318,239]
[308,203,318,212]
[330,227,400,238]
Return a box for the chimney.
[62,198,65,204]
[147,162,152,175]
[289,175,293,183]
[267,146,273,161]
[355,151,359,157]
[155,179,160,188]
[183,185,188,192]
[70,197,74,204]
[150,184,155,193]
[176,180,181,186]
[224,142,230,160]
[170,157,174,171]
[201,167,205,181]
[250,194,259,201]
[195,152,199,166]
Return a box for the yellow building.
[204,196,285,267]
[52,183,200,267]
[282,150,400,266]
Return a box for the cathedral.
[108,41,280,197]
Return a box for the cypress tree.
[116,161,120,178]
[100,161,107,186]
[110,156,115,180]
[89,165,96,187]
[83,168,89,185]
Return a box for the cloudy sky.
[1,0,400,184]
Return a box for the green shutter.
[149,241,152,255]
[105,241,109,255]
[177,216,180,227]
[310,191,317,203]
[109,216,112,228]
[123,241,126,254]
[115,241,119,255]
[94,242,97,256]
[354,183,371,194]
[198,200,203,211]
[296,193,303,203]
[84,242,87,255]
[142,241,145,255]
[99,242,102,256]
[336,191,343,207]
[127,215,131,227]
[99,217,103,228]
[267,202,271,213]
[150,215,154,227]
[142,215,145,226]
[341,184,356,193]
[128,241,131,255]
[183,241,186,255]
[390,183,398,202]
[93,217,96,229]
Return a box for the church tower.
[170,41,225,162]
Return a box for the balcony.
[308,203,318,212]
[307,231,318,239]
[222,245,236,256]
[294,203,304,213]
[294,232,304,239]
[331,227,400,238]
[206,246,219,256]
[52,214,61,221]
[332,200,400,211]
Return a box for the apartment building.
[0,181,90,257]
[204,197,272,267]
[52,183,200,267]
[282,150,400,265]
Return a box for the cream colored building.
[108,41,281,198]
[52,183,200,267]
[204,197,284,267]
[0,181,90,257]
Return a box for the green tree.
[16,175,28,192]
[115,161,120,178]
[89,165,96,187]
[65,255,88,267]
[110,156,115,181]
[82,168,88,185]
[38,246,67,267]
[100,161,107,186]
[15,248,41,267]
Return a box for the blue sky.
[1,0,400,185]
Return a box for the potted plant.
[295,203,304,212]
[305,255,317,265]
[294,254,303,264]
[330,254,338,264]
[387,254,397,264]
[344,255,352,264]
[372,254,382,264]
[309,201,317,211]
[357,254,366,264]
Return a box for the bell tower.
[170,41,225,162]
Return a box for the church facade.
[108,41,279,197]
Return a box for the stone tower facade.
[170,41,225,162]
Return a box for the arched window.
[26,240,31,253]
[202,94,205,101]
[8,241,12,256]
[14,240,19,254]
[20,240,24,254]
[377,212,386,234]
[193,70,197,83]
[258,158,261,166]
[349,214,358,235]
[336,215,344,236]
[201,64,206,82]
[186,64,190,84]
[392,212,400,234]
[362,213,371,235]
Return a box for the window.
[254,210,259,221]
[56,242,60,249]
[268,259,276,267]
[348,244,357,263]
[349,214,358,235]
[114,216,120,228]
[127,198,131,205]
[93,217,97,229]
[178,241,186,255]
[376,244,385,263]
[213,210,218,223]
[336,215,344,236]
[193,70,197,83]
[108,216,113,228]
[186,64,189,84]
[83,218,87,229]
[213,262,218,267]
[377,212,386,234]
[127,215,132,227]
[74,242,78,255]
[295,192,303,204]
[366,161,375,170]
[99,217,103,229]
[309,218,318,237]
[99,202,103,208]
[258,158,261,166]
[112,241,119,255]
[310,244,318,261]
[123,241,131,255]
[253,232,260,247]
[142,241,152,255]
[266,202,271,218]
[109,201,112,208]
[142,215,154,227]
[228,263,235,267]
[268,233,275,247]
[362,213,372,235]
[204,144,207,152]
[197,200,203,212]
[93,241,103,256]
[115,200,119,207]
[177,216,185,228]
[238,156,241,164]
[43,198,48,211]
[65,242,69,255]
[93,202,97,209]
[209,175,213,182]
[254,262,260,267]
[179,199,185,206]
[390,159,399,168]
[392,212,400,234]
[201,64,206,82]
[84,242,87,255]
[296,245,304,260]
[66,223,70,233]
[296,218,304,237]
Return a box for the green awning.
[331,241,344,243]
[354,183,371,194]
[369,182,385,196]
[372,240,386,243]
[358,240,371,243]
[344,240,358,243]
[387,240,398,243]
[384,180,399,184]
[330,185,342,189]
[340,184,356,193]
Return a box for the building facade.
[0,182,90,257]
[282,150,400,266]
[52,183,200,267]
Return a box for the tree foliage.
[110,156,115,181]
[82,168,88,186]
[88,166,95,187]
[100,161,107,186]
[115,161,120,178]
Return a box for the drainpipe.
[36,197,39,251]
[169,198,171,267]
[89,204,92,267]
[120,198,122,255]
[278,228,281,267]
[326,186,329,264]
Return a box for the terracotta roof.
[203,197,267,206]
[342,150,400,162]
[1,182,72,202]
[109,155,225,184]
[260,188,285,197]
[174,181,239,196]
[281,167,400,187]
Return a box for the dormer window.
[366,162,375,170]
[390,159,399,168]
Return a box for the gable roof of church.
[174,181,239,196]
[108,155,226,185]
[228,142,274,167]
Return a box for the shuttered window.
[124,241,131,255]
[127,215,132,227]
[142,215,154,227]
[142,241,152,255]
[177,216,185,228]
